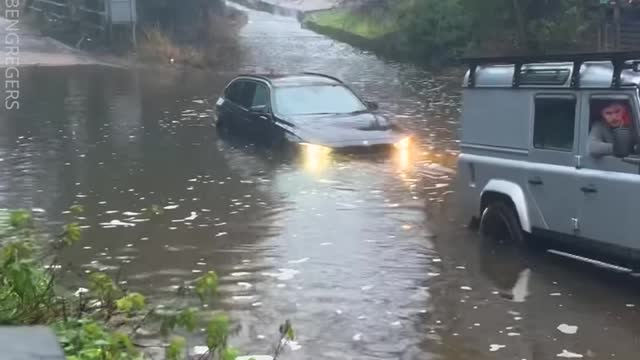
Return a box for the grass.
[305,9,399,39]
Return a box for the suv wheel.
[479,201,525,246]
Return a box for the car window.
[237,82,257,109]
[252,84,269,108]
[533,97,576,152]
[274,85,367,116]
[225,81,245,104]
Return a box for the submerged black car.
[214,72,412,153]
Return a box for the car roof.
[234,72,344,87]
[461,51,640,89]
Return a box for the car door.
[219,80,251,133]
[245,81,279,144]
[576,92,640,252]
[526,94,581,235]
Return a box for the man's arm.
[588,123,613,157]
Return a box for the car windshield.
[274,85,367,116]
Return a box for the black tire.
[479,201,525,246]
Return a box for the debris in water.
[550,293,562,296]
[489,344,506,352]
[215,232,228,237]
[288,257,310,264]
[252,302,262,307]
[507,332,521,336]
[184,212,198,221]
[100,220,135,227]
[164,204,179,210]
[460,286,472,291]
[32,208,45,213]
[626,304,635,308]
[353,333,362,341]
[231,272,251,277]
[74,288,89,296]
[390,321,401,327]
[557,324,578,335]
[512,269,531,302]
[262,268,299,281]
[361,285,374,291]
[556,350,583,358]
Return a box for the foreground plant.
[0,208,295,360]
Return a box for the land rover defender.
[457,51,640,266]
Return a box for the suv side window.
[533,97,576,152]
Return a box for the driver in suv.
[588,101,635,157]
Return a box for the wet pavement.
[2,3,640,359]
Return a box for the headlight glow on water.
[299,142,332,172]
[393,136,411,150]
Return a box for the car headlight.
[393,136,411,150]
[299,142,332,155]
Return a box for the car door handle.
[580,185,598,194]
[528,177,543,185]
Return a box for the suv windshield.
[274,85,367,116]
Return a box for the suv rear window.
[533,97,576,151]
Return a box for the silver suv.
[457,51,640,266]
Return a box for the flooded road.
[2,4,640,359]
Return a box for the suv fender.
[480,180,531,233]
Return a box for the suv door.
[527,94,581,235]
[576,92,640,251]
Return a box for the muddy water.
[2,4,640,360]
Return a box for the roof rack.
[301,72,344,84]
[461,51,640,88]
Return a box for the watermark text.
[4,0,21,110]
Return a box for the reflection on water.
[1,3,640,359]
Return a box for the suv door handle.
[580,185,598,194]
[528,177,543,185]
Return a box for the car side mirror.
[612,127,634,158]
[366,101,379,111]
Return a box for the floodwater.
[2,3,640,359]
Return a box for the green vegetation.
[0,208,295,359]
[306,9,399,39]
[306,0,606,64]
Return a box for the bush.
[0,208,296,360]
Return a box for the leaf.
[116,297,133,314]
[221,346,240,360]
[110,332,136,354]
[116,293,145,315]
[63,223,82,245]
[160,315,178,337]
[70,204,84,215]
[177,308,197,332]
[195,271,218,303]
[206,314,230,351]
[93,339,110,347]
[9,210,32,229]
[166,336,186,360]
